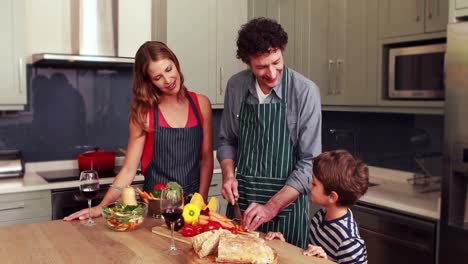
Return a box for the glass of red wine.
[79,170,100,226]
[161,186,184,255]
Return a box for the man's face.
[248,48,284,91]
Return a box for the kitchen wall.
[0,66,443,174]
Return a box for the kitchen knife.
[233,196,243,225]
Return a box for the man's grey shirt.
[217,67,322,195]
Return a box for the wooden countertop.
[0,217,334,264]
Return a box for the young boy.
[266,150,369,263]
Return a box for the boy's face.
[308,176,329,206]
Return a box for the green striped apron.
[228,67,309,249]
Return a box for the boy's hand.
[303,244,328,259]
[264,232,285,241]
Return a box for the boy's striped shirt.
[309,208,368,264]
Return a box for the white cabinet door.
[25,0,72,55]
[325,0,378,105]
[0,190,52,226]
[154,0,247,105]
[379,0,424,38]
[215,0,247,104]
[302,0,378,106]
[118,0,152,58]
[380,0,448,38]
[426,0,449,32]
[0,0,26,110]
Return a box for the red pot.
[77,149,116,172]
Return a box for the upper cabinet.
[249,0,378,106]
[379,0,448,38]
[0,0,27,110]
[449,0,468,22]
[153,0,247,105]
[307,0,378,106]
[117,0,151,58]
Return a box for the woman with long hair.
[65,41,213,220]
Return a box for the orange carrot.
[209,211,230,221]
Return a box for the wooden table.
[0,217,334,263]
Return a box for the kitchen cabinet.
[379,0,448,39]
[0,0,27,110]
[249,0,378,106]
[153,0,247,105]
[117,0,152,58]
[0,190,51,226]
[352,202,437,264]
[308,0,378,106]
[449,0,468,22]
[208,173,227,215]
[24,0,72,55]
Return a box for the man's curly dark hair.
[236,17,288,64]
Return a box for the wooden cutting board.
[151,225,191,244]
[152,225,335,263]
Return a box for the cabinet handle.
[328,59,335,95]
[210,184,218,187]
[219,67,224,95]
[336,59,343,95]
[415,0,420,21]
[427,0,432,19]
[0,202,25,211]
[18,57,24,94]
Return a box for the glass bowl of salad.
[101,201,148,231]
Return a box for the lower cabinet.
[0,190,52,226]
[208,173,228,215]
[352,202,437,264]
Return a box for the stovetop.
[37,168,120,183]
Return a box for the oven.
[51,181,143,220]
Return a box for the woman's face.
[147,58,181,96]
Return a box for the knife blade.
[233,196,243,225]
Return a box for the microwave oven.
[388,43,446,99]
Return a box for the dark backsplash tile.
[0,66,444,174]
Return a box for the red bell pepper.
[180,224,203,237]
[202,221,222,232]
[153,183,167,190]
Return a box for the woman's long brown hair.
[129,41,187,132]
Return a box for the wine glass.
[79,170,100,226]
[161,186,184,255]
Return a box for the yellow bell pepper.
[182,203,201,225]
[190,192,206,210]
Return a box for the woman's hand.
[303,244,328,259]
[63,205,102,221]
[265,232,285,241]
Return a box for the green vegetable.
[166,181,182,191]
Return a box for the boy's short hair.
[313,150,369,206]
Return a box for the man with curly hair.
[217,17,322,248]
